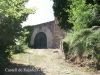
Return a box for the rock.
[69,55,77,62]
[92,26,100,30]
[53,51,58,53]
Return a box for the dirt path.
[5,49,99,75]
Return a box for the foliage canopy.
[53,0,100,30]
[68,0,100,30]
[0,0,35,49]
[53,0,73,30]
[0,0,35,74]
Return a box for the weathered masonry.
[30,18,66,49]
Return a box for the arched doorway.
[34,32,47,49]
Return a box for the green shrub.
[65,29,92,58]
[8,44,28,54]
[86,29,100,62]
[5,29,29,55]
[65,28,100,62]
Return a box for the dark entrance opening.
[34,32,47,49]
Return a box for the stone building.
[30,18,66,49]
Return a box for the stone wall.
[52,18,66,48]
[30,19,66,48]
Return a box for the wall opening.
[34,32,47,49]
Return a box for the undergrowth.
[64,28,100,66]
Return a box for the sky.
[22,0,54,27]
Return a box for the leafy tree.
[86,0,100,4]
[0,0,35,52]
[0,0,35,74]
[53,0,73,30]
[68,0,100,30]
[53,0,100,30]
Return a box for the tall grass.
[65,28,100,62]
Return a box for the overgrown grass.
[64,28,100,64]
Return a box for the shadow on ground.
[4,63,45,75]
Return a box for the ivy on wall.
[24,25,34,48]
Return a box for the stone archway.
[34,32,47,49]
[30,25,53,48]
[30,20,66,48]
